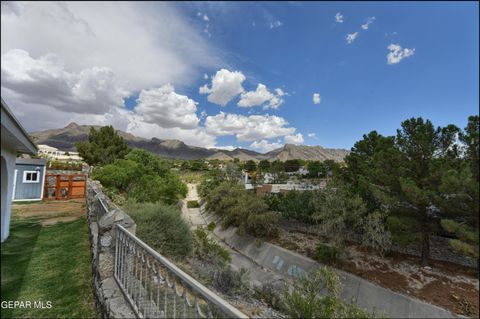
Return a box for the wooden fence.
[44,174,86,200]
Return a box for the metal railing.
[114,224,248,319]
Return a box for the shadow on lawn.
[1,219,42,305]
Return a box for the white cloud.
[250,140,283,152]
[238,84,274,107]
[269,20,283,29]
[361,17,376,30]
[1,2,220,92]
[387,44,415,65]
[268,88,286,109]
[284,133,304,145]
[346,32,358,44]
[214,145,236,151]
[307,133,316,138]
[335,12,344,23]
[203,14,209,22]
[313,93,321,105]
[237,83,286,109]
[1,49,128,114]
[135,84,199,129]
[199,69,246,106]
[205,112,296,141]
[203,73,209,80]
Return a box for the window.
[23,171,40,183]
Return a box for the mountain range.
[30,123,350,162]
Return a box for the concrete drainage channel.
[199,208,458,319]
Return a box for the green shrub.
[268,191,316,222]
[206,181,280,239]
[193,227,230,267]
[361,211,392,255]
[93,149,187,205]
[213,268,250,297]
[207,222,216,232]
[253,283,282,310]
[283,266,379,318]
[187,200,199,208]
[240,212,279,239]
[124,201,192,259]
[313,243,342,265]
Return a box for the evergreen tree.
[76,126,130,166]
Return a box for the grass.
[10,200,42,205]
[1,217,96,318]
[178,171,205,183]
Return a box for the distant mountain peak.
[65,122,81,129]
[30,123,349,161]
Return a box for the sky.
[1,1,478,152]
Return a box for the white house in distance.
[1,98,38,242]
[38,144,82,161]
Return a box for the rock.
[100,235,112,247]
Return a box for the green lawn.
[1,217,96,318]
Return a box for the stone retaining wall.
[86,180,136,318]
[203,210,457,318]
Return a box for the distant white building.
[38,144,82,161]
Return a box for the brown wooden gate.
[44,174,86,200]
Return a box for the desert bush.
[361,211,392,255]
[193,227,230,267]
[187,200,199,208]
[207,222,216,232]
[213,267,250,297]
[313,243,342,265]
[283,266,377,318]
[124,201,192,259]
[239,211,279,239]
[312,184,366,247]
[253,283,283,310]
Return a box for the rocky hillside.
[30,123,349,161]
[265,144,349,162]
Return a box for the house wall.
[13,164,46,201]
[1,146,16,242]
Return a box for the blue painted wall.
[14,164,46,200]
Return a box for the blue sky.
[180,1,479,149]
[1,1,478,151]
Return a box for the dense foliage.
[203,180,279,239]
[93,148,187,205]
[264,191,316,222]
[343,115,479,265]
[125,201,192,259]
[76,125,130,166]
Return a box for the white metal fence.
[114,224,248,319]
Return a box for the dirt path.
[180,185,284,317]
[12,199,86,225]
[181,183,207,228]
